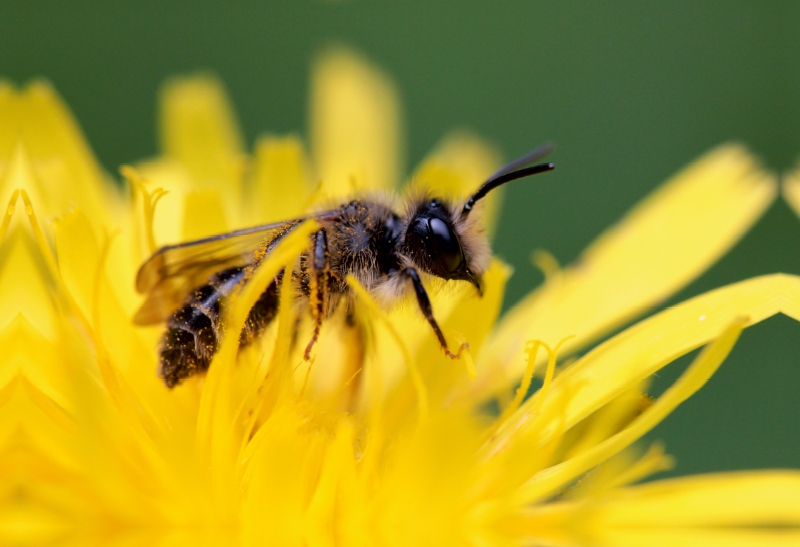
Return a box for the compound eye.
[428,217,464,273]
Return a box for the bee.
[135,146,554,388]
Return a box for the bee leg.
[240,272,281,347]
[305,230,330,360]
[403,267,464,359]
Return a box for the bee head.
[403,146,555,296]
[402,198,487,294]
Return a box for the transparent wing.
[134,211,338,325]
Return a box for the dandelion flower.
[2,49,800,546]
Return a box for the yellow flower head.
[2,48,800,546]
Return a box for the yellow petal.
[241,407,324,547]
[246,135,313,224]
[489,274,800,493]
[370,410,482,546]
[590,471,800,527]
[515,317,745,502]
[586,528,800,547]
[196,220,318,475]
[310,47,402,197]
[541,274,800,436]
[475,144,777,398]
[3,83,121,225]
[132,159,192,246]
[782,169,800,218]
[159,74,246,195]
[515,472,800,547]
[53,209,100,321]
[564,442,675,499]
[0,82,18,202]
[572,471,800,547]
[0,231,56,339]
[181,189,230,239]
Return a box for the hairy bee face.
[402,199,482,292]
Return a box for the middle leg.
[305,229,331,360]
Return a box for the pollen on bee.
[347,224,370,253]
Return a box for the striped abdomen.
[159,266,281,388]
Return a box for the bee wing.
[134,211,340,325]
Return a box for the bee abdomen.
[159,266,282,388]
[160,303,219,388]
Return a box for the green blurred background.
[3,2,799,478]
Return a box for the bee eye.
[428,217,464,273]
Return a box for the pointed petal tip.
[20,79,56,98]
[311,45,401,116]
[310,45,403,195]
[158,72,237,116]
[781,169,800,218]
[159,72,233,114]
[313,44,391,79]
[696,142,777,189]
[157,72,246,195]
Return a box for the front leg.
[403,267,465,359]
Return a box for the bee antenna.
[462,144,555,217]
[488,143,553,180]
